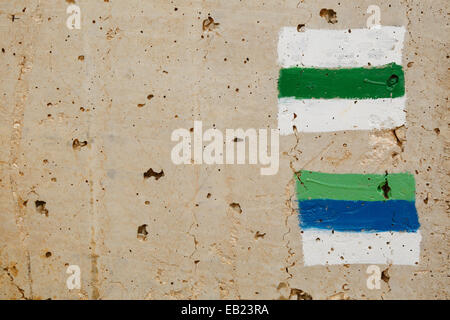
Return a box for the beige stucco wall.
[0,0,448,299]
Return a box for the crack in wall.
[2,265,28,300]
[282,127,301,284]
[404,0,414,43]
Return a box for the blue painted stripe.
[298,199,420,232]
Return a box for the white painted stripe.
[278,97,406,135]
[302,230,421,266]
[278,26,405,68]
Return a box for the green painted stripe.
[278,63,405,99]
[295,171,415,201]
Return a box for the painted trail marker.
[295,171,421,266]
[277,26,406,134]
[278,25,421,266]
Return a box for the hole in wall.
[137,224,148,241]
[143,168,164,180]
[320,9,337,24]
[35,200,48,216]
[229,203,242,214]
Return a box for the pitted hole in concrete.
[297,24,306,32]
[254,231,266,239]
[6,264,19,277]
[392,125,406,149]
[377,176,391,200]
[137,224,148,241]
[45,251,52,258]
[72,139,87,150]
[423,193,429,204]
[289,288,313,300]
[20,199,28,208]
[147,94,154,100]
[381,267,390,284]
[143,168,164,180]
[202,16,219,32]
[229,202,242,214]
[319,8,338,24]
[206,193,211,199]
[35,200,48,216]
[386,74,399,90]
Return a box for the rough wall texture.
[0,0,448,299]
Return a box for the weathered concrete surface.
[0,0,448,299]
